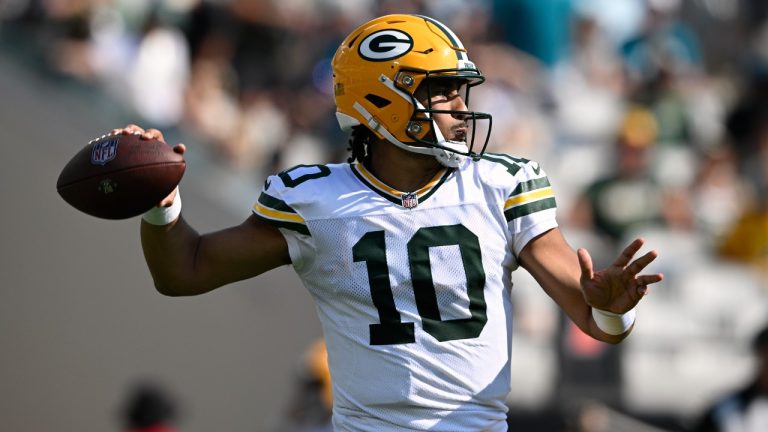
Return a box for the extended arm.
[114,124,290,296]
[518,227,663,343]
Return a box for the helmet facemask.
[400,68,493,165]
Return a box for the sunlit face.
[414,79,470,143]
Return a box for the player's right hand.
[111,124,186,207]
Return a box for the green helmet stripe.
[413,14,468,61]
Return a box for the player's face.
[415,79,470,143]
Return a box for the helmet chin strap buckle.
[407,122,423,135]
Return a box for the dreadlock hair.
[347,125,374,164]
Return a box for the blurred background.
[1,0,768,431]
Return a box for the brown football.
[56,133,185,219]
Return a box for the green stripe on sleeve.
[504,197,557,222]
[253,212,310,236]
[509,177,551,197]
[258,192,297,213]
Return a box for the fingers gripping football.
[112,124,163,141]
[112,124,185,153]
[114,125,186,208]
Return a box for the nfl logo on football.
[91,138,118,166]
[401,192,418,209]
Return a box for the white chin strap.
[349,75,469,168]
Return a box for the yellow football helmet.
[332,14,492,167]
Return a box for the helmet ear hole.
[364,94,392,108]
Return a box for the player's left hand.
[578,238,663,314]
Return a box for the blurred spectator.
[716,76,768,280]
[129,10,190,127]
[225,89,290,171]
[621,0,702,93]
[183,56,242,161]
[690,324,768,432]
[741,0,768,78]
[42,0,96,80]
[552,10,626,148]
[471,43,552,161]
[689,145,753,246]
[490,0,574,68]
[569,106,692,247]
[274,339,332,432]
[121,381,179,432]
[620,0,709,175]
[555,316,623,408]
[567,399,676,432]
[724,77,768,194]
[716,197,768,281]
[570,0,645,46]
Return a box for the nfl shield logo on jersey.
[401,192,419,209]
[91,138,118,166]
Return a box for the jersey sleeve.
[502,159,558,256]
[252,175,313,271]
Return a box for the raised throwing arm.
[113,125,291,296]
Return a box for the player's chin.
[451,132,467,143]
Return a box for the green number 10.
[352,224,488,345]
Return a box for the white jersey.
[252,154,557,431]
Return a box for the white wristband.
[592,307,636,335]
[142,190,182,226]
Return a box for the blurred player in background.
[116,14,663,431]
[120,382,179,432]
[691,324,768,432]
[274,339,333,432]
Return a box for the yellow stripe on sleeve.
[504,187,555,210]
[253,202,306,224]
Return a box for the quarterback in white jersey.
[253,156,555,430]
[127,13,663,432]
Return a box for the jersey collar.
[349,162,452,208]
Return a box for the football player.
[118,14,663,431]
